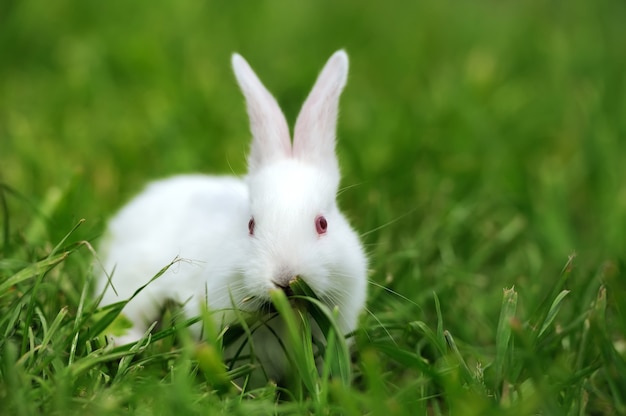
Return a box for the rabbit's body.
[97,51,367,381]
[97,175,250,342]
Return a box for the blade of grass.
[1,340,30,416]
[530,254,575,341]
[21,220,84,355]
[295,297,351,385]
[408,321,448,357]
[40,306,68,352]
[270,289,318,400]
[69,256,93,365]
[493,286,518,393]
[443,330,475,388]
[434,292,445,347]
[0,183,9,251]
[0,251,70,296]
[370,340,439,379]
[509,316,560,413]
[84,257,184,342]
[588,286,626,412]
[538,289,570,338]
[290,278,352,385]
[113,322,157,381]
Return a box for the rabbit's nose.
[272,271,297,297]
[272,277,297,296]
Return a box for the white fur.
[96,50,367,380]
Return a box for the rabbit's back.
[96,174,250,340]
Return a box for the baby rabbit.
[96,50,367,379]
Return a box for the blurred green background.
[1,0,625,345]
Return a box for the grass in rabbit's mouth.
[241,278,314,315]
[215,277,349,392]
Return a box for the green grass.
[1,0,626,414]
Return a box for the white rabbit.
[96,50,367,380]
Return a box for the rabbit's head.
[232,51,366,333]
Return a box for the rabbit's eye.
[315,215,328,235]
[248,217,255,236]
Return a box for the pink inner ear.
[315,215,328,235]
[232,53,292,172]
[292,51,348,177]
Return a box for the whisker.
[362,305,398,345]
[367,279,422,311]
[360,208,418,238]
[337,181,365,196]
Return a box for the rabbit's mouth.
[242,277,318,315]
[272,282,296,297]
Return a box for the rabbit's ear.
[232,53,292,172]
[293,50,348,178]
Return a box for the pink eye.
[315,215,328,235]
[248,217,255,236]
